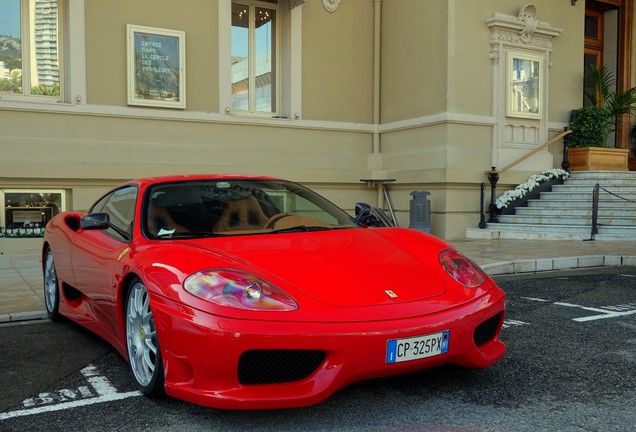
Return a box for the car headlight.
[438,249,488,288]
[183,269,298,311]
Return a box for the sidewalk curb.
[482,255,636,276]
[0,310,48,324]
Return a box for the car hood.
[185,228,449,308]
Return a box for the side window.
[0,0,63,100]
[91,193,112,214]
[91,186,137,239]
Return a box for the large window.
[1,190,64,237]
[231,0,278,114]
[0,0,62,99]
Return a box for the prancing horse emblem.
[384,290,398,298]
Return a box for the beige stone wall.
[381,0,448,121]
[0,0,615,242]
[85,0,220,111]
[301,0,374,122]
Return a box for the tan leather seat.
[213,196,269,232]
[270,215,330,230]
[147,190,190,235]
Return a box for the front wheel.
[43,248,61,321]
[125,278,164,396]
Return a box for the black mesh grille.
[474,312,503,346]
[238,350,326,385]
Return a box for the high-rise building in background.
[31,0,59,87]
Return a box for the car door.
[70,186,137,341]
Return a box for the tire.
[43,248,61,321]
[125,278,165,396]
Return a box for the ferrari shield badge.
[384,290,398,298]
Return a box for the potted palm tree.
[568,65,636,171]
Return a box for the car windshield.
[144,179,358,239]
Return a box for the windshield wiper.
[155,231,222,239]
[270,225,337,234]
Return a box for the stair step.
[466,223,636,241]
[527,199,634,208]
[552,184,636,193]
[539,191,636,200]
[469,171,636,241]
[489,223,636,234]
[567,171,636,180]
[498,215,636,225]
[516,207,634,217]
[565,178,636,186]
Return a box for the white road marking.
[523,297,636,322]
[0,364,141,421]
[554,302,636,322]
[502,319,529,329]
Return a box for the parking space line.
[0,364,141,421]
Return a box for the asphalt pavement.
[2,267,636,431]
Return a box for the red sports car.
[42,175,505,410]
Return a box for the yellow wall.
[301,0,374,122]
[85,0,219,111]
[381,0,448,121]
[0,0,619,241]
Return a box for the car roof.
[126,174,286,188]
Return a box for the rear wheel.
[125,278,165,396]
[43,248,61,321]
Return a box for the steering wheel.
[265,212,290,229]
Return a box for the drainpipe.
[373,0,383,206]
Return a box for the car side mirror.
[80,213,110,231]
[354,203,380,227]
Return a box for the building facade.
[0,0,634,244]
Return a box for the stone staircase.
[466,170,636,240]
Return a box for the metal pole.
[561,126,571,171]
[383,186,398,227]
[590,183,599,241]
[479,183,487,228]
[487,167,499,223]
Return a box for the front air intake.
[238,350,326,385]
[474,313,503,347]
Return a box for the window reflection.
[2,190,63,236]
[0,0,60,97]
[231,1,277,114]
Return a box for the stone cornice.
[487,4,563,64]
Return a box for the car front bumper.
[150,288,506,410]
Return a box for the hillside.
[0,35,21,70]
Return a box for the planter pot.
[567,147,629,171]
[498,178,563,216]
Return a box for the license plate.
[386,330,450,364]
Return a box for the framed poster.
[507,52,542,119]
[127,25,186,108]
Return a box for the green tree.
[30,83,60,96]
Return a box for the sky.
[0,0,21,38]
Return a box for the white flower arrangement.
[495,169,569,209]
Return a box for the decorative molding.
[518,4,539,43]
[323,0,340,13]
[487,4,563,170]
[289,0,305,9]
[487,4,562,65]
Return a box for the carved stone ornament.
[323,0,340,13]
[518,4,539,42]
[486,4,562,65]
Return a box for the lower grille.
[474,312,503,346]
[238,350,326,385]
